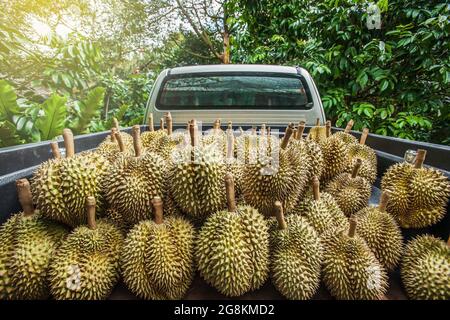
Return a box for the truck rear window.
[156,74,311,110]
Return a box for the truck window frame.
[155,71,314,111]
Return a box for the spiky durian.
[401,235,450,300]
[31,129,109,228]
[344,128,377,184]
[0,179,68,300]
[105,125,167,225]
[241,124,311,216]
[96,127,133,162]
[121,197,195,299]
[292,176,348,235]
[354,192,403,270]
[322,219,388,300]
[196,174,269,297]
[320,124,348,182]
[141,113,168,148]
[325,159,371,216]
[332,119,358,145]
[381,149,450,228]
[169,120,226,220]
[48,197,123,300]
[307,118,327,144]
[269,201,322,300]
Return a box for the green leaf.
[61,74,72,88]
[380,79,389,92]
[72,87,105,134]
[35,94,67,141]
[0,80,20,123]
[0,120,22,147]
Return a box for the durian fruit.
[354,191,403,270]
[381,149,450,228]
[320,121,348,182]
[269,201,322,300]
[196,173,270,297]
[105,125,167,225]
[0,179,68,300]
[169,120,226,220]
[225,129,243,199]
[322,218,388,300]
[325,159,371,216]
[241,124,311,216]
[292,176,348,235]
[48,197,123,300]
[344,128,377,184]
[307,118,327,143]
[332,119,358,145]
[401,235,450,300]
[32,129,109,227]
[141,113,168,148]
[96,127,133,162]
[121,197,195,299]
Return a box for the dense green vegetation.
[0,0,448,147]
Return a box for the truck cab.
[144,64,325,127]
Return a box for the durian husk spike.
[348,217,357,237]
[86,196,97,230]
[344,119,354,133]
[225,173,237,213]
[238,126,244,134]
[297,121,305,140]
[379,191,389,212]
[280,123,294,150]
[115,131,125,152]
[312,176,320,201]
[151,196,164,224]
[165,112,173,135]
[315,118,320,126]
[326,120,331,137]
[160,118,165,130]
[110,127,117,142]
[16,178,34,216]
[351,158,362,178]
[226,131,234,159]
[131,125,142,157]
[148,112,154,131]
[50,141,61,159]
[63,128,75,158]
[360,128,369,145]
[274,201,287,230]
[112,117,119,131]
[414,149,427,169]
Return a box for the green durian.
[344,128,377,184]
[401,235,449,300]
[141,113,168,148]
[96,127,133,161]
[196,173,270,297]
[269,201,322,300]
[331,119,358,145]
[306,118,327,144]
[48,197,123,300]
[320,128,348,182]
[121,197,195,299]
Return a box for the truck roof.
[167,64,300,75]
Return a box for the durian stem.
[110,128,117,142]
[160,118,165,131]
[414,149,427,169]
[292,129,298,140]
[226,132,234,159]
[132,125,142,157]
[189,121,196,147]
[50,141,61,159]
[115,132,125,152]
[297,121,305,140]
[86,197,97,230]
[16,179,34,216]
[315,118,320,126]
[63,128,75,158]
[326,120,331,138]
[312,176,320,201]
[360,128,369,145]
[280,123,294,150]
[113,117,119,131]
[251,126,256,135]
[261,123,266,135]
[152,197,164,224]
[148,113,154,132]
[379,191,389,212]
[351,159,362,178]
[447,236,450,247]
[348,218,357,237]
[238,126,244,135]
[166,112,173,135]
[274,201,287,230]
[225,173,237,213]
[267,127,271,136]
[344,119,354,133]
[227,121,233,133]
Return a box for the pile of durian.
[1,115,449,300]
